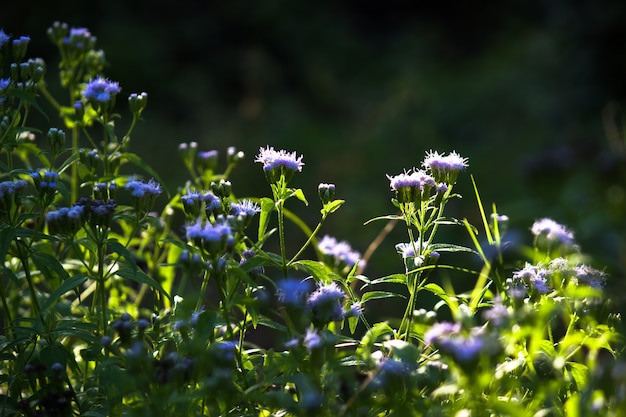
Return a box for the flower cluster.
[255,146,304,184]
[0,179,28,215]
[46,204,87,235]
[306,281,346,325]
[421,149,468,184]
[424,322,501,367]
[318,234,364,272]
[531,217,577,249]
[125,178,162,215]
[387,169,435,203]
[82,76,121,107]
[186,218,235,259]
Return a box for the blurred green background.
[4,1,626,311]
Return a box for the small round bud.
[318,183,335,205]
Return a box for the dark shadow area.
[4,0,626,314]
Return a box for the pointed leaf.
[258,197,275,241]
[42,274,88,310]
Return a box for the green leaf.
[363,214,403,225]
[106,239,138,268]
[6,88,50,121]
[115,268,171,301]
[289,188,308,205]
[292,259,331,282]
[42,274,88,311]
[429,243,477,254]
[424,282,458,312]
[321,199,344,215]
[32,252,70,284]
[258,197,275,241]
[0,227,15,261]
[361,291,404,303]
[369,273,407,286]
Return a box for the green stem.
[287,215,326,266]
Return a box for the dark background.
[4,0,626,315]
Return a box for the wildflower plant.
[0,22,624,417]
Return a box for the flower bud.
[12,36,30,62]
[128,92,148,117]
[318,183,335,205]
[47,22,69,45]
[47,127,66,151]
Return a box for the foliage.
[0,22,624,417]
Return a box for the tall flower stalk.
[373,150,468,341]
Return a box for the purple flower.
[306,282,346,324]
[255,146,304,183]
[395,242,418,258]
[0,29,10,48]
[125,178,161,198]
[512,264,552,295]
[387,169,435,203]
[482,297,509,326]
[318,235,364,270]
[82,76,121,104]
[186,219,234,255]
[573,265,606,289]
[0,78,10,92]
[531,218,576,247]
[303,328,322,351]
[425,322,496,364]
[422,150,468,184]
[276,278,311,306]
[230,199,260,218]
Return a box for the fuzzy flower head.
[531,218,576,249]
[318,235,364,272]
[0,179,28,215]
[82,76,121,108]
[255,146,304,184]
[572,265,607,289]
[512,264,552,295]
[422,150,468,184]
[0,29,10,49]
[425,322,500,368]
[186,219,235,258]
[306,281,346,325]
[125,178,162,214]
[276,278,312,306]
[230,199,260,230]
[387,169,435,203]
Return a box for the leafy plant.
[0,22,623,417]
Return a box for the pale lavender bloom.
[346,302,363,317]
[424,321,461,346]
[306,282,346,324]
[395,242,418,258]
[531,218,575,246]
[513,264,552,294]
[425,322,493,363]
[318,235,364,269]
[422,150,468,184]
[387,169,435,203]
[83,76,121,104]
[255,146,304,173]
[303,328,322,350]
[125,179,161,198]
[422,150,468,173]
[230,199,260,218]
[573,265,606,289]
[186,219,234,254]
[482,297,509,326]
